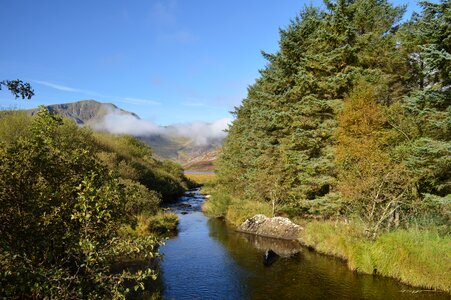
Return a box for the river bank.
[159,189,450,299]
[298,220,451,293]
[202,195,451,294]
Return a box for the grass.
[203,187,451,292]
[225,200,273,226]
[300,220,451,293]
[120,212,179,237]
[202,192,231,217]
[146,212,179,235]
[184,173,216,185]
[202,191,272,227]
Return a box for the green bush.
[0,108,160,299]
[146,212,179,234]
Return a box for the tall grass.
[203,189,272,227]
[185,173,216,185]
[300,221,451,292]
[202,192,231,218]
[225,200,273,226]
[120,212,179,237]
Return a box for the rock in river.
[238,214,302,240]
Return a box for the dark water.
[160,189,449,300]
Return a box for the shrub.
[0,108,159,299]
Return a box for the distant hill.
[27,100,221,169]
[28,100,138,126]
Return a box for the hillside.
[27,100,221,169]
[28,100,138,126]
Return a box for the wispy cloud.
[34,80,104,97]
[34,80,80,92]
[150,0,177,26]
[120,97,161,106]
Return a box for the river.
[159,188,449,300]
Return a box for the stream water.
[159,188,449,300]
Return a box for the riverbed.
[159,188,449,300]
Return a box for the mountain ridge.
[27,100,221,169]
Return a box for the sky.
[0,0,421,126]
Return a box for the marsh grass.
[300,221,451,292]
[202,192,231,217]
[203,191,272,227]
[185,173,216,185]
[121,212,179,237]
[146,212,179,235]
[225,200,273,226]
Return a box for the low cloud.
[93,112,163,136]
[168,118,231,145]
[94,108,230,145]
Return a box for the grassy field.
[185,173,216,185]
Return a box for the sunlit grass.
[185,173,216,185]
[300,221,451,292]
[120,212,179,237]
[202,190,272,227]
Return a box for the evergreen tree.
[218,0,406,213]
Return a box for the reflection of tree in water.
[238,232,301,258]
[207,218,447,300]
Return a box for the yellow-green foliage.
[120,212,178,237]
[92,132,190,199]
[0,111,32,145]
[0,108,160,298]
[203,189,272,227]
[202,192,231,218]
[300,221,451,292]
[185,173,216,185]
[145,212,179,235]
[225,200,273,227]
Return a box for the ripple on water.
[160,189,450,300]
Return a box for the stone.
[238,214,303,240]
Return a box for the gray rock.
[238,214,303,240]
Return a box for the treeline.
[0,108,191,298]
[213,0,450,236]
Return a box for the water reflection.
[159,189,449,300]
[208,215,448,300]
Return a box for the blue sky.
[0,0,420,125]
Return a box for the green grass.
[120,212,179,237]
[225,200,273,226]
[185,173,216,185]
[202,192,231,217]
[202,191,272,227]
[203,185,451,292]
[146,212,179,235]
[300,221,451,292]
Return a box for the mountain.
[27,100,221,170]
[28,100,138,126]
